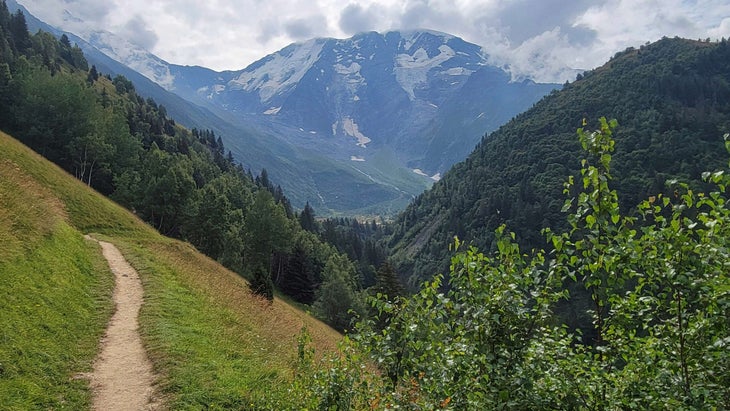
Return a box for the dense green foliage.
[0,2,364,329]
[272,120,729,410]
[389,38,730,288]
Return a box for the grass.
[107,236,341,408]
[0,130,342,409]
[0,151,115,409]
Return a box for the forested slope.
[389,37,730,285]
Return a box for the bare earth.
[86,237,160,411]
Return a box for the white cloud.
[15,0,730,82]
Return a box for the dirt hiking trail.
[86,236,161,410]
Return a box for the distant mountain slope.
[178,30,558,181]
[11,0,559,215]
[389,37,730,285]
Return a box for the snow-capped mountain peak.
[228,39,326,103]
[86,30,176,89]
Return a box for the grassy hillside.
[0,136,114,410]
[0,131,341,408]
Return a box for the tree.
[0,61,12,124]
[244,189,292,299]
[139,147,197,236]
[59,33,71,48]
[298,202,317,233]
[87,65,98,83]
[371,261,404,301]
[249,263,274,302]
[313,254,365,331]
[275,241,317,304]
[183,183,233,260]
[8,10,30,52]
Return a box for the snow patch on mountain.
[351,156,366,162]
[86,30,176,89]
[334,62,366,95]
[444,67,473,76]
[263,107,281,115]
[228,39,325,102]
[337,117,372,148]
[401,30,454,52]
[395,45,456,100]
[334,62,362,75]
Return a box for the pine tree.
[299,202,317,232]
[249,263,274,302]
[8,10,30,52]
[87,65,99,83]
[372,261,404,300]
[276,243,316,304]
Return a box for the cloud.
[284,14,329,40]
[338,3,379,35]
[117,15,158,50]
[494,0,604,44]
[67,0,112,21]
[16,0,730,80]
[709,17,730,39]
[398,0,465,33]
[256,19,282,45]
[482,27,576,83]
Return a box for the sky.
[17,0,730,83]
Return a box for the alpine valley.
[9,0,558,215]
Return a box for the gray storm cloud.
[494,0,605,44]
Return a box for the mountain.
[173,30,558,177]
[388,37,730,286]
[10,0,559,215]
[166,30,559,214]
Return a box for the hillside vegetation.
[0,129,342,408]
[389,37,730,286]
[0,133,114,410]
[2,2,728,407]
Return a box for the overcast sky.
[17,0,730,82]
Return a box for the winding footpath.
[86,236,160,411]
